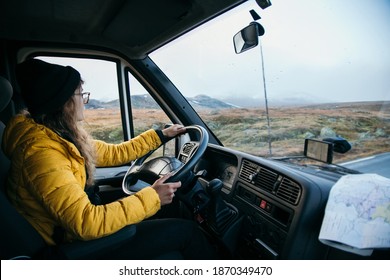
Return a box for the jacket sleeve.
[94,129,162,167]
[24,142,161,241]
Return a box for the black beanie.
[16,59,81,115]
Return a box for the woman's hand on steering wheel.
[162,124,186,138]
[151,172,181,205]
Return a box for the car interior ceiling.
[0,0,246,59]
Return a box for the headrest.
[0,76,13,113]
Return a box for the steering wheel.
[122,125,209,195]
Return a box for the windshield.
[151,0,389,169]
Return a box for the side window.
[127,72,176,157]
[35,56,177,157]
[36,56,124,144]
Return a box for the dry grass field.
[84,101,390,163]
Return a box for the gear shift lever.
[206,179,237,234]
[207,178,223,195]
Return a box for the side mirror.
[322,136,352,154]
[233,22,265,54]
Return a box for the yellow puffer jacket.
[2,114,162,245]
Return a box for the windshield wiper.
[308,163,362,175]
[271,156,361,175]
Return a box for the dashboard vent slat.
[276,178,301,204]
[239,159,302,205]
[254,168,278,192]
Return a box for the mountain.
[85,94,237,110]
[86,99,119,109]
[188,95,238,109]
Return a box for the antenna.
[249,9,272,156]
[259,40,272,156]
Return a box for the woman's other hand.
[151,173,181,205]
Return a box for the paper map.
[319,173,390,256]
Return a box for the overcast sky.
[42,0,390,104]
[260,0,390,103]
[151,0,390,104]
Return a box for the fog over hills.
[220,92,330,108]
[86,93,364,110]
[86,94,239,110]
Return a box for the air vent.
[239,159,301,205]
[239,160,278,192]
[276,178,301,205]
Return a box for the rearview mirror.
[233,22,265,54]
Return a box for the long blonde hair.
[24,85,96,186]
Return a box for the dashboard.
[193,143,388,260]
[97,141,389,260]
